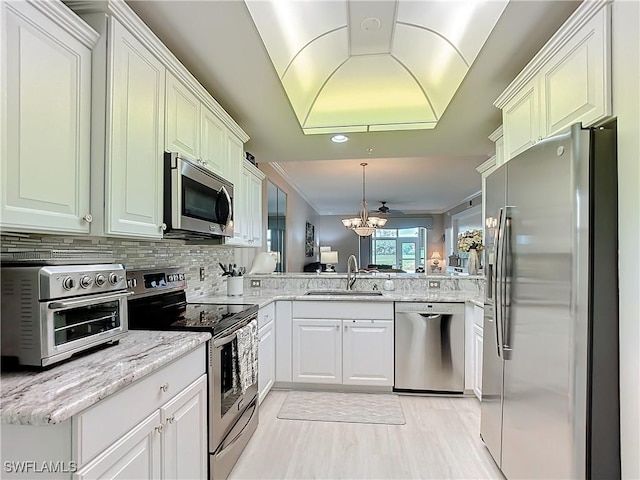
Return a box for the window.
[371,227,427,271]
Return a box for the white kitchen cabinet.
[1,0,97,235]
[342,319,394,386]
[496,1,611,161]
[258,302,276,403]
[226,134,246,245]
[73,411,162,480]
[292,318,342,384]
[502,82,541,161]
[165,72,200,159]
[275,301,293,383]
[472,323,484,400]
[3,345,206,480]
[465,302,484,400]
[227,158,265,247]
[291,301,394,388]
[200,104,229,178]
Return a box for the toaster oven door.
[40,291,130,365]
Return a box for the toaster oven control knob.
[108,273,119,285]
[80,275,93,289]
[62,276,76,290]
[95,274,106,287]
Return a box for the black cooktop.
[127,290,258,337]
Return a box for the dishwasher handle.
[418,314,442,319]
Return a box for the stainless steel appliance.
[126,268,259,480]
[394,302,465,393]
[481,123,620,479]
[1,263,129,367]
[164,151,234,239]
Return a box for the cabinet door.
[2,1,92,234]
[292,319,342,384]
[258,321,275,404]
[108,20,165,238]
[225,133,246,245]
[342,320,394,386]
[248,171,264,246]
[275,301,293,383]
[473,324,484,400]
[161,375,207,480]
[200,105,229,178]
[165,72,200,158]
[502,82,541,161]
[540,6,611,137]
[74,411,162,480]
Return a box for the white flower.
[457,229,483,252]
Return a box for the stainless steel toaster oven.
[1,264,129,367]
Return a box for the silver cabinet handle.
[83,213,93,223]
[160,383,169,393]
[167,415,175,424]
[155,425,164,434]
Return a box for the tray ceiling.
[245,0,509,134]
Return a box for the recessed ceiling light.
[331,134,349,143]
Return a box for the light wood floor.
[229,390,504,480]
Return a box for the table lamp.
[430,251,442,273]
[320,251,338,273]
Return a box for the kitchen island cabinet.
[0,331,209,480]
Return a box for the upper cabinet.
[166,72,200,159]
[1,1,98,234]
[495,0,612,161]
[227,158,265,248]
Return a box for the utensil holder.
[227,276,244,296]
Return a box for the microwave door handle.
[220,185,232,228]
[48,291,132,310]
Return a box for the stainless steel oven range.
[1,263,129,368]
[126,268,259,480]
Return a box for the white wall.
[612,1,640,477]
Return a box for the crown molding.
[476,156,497,174]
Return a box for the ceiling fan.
[376,201,405,215]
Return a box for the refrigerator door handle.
[494,207,505,358]
[502,206,513,360]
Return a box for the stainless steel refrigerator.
[480,123,620,479]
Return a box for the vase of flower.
[468,248,480,275]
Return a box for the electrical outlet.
[250,279,261,288]
[199,267,205,281]
[428,280,441,289]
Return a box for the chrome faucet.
[346,254,358,290]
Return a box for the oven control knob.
[108,273,119,285]
[95,274,106,287]
[62,276,76,290]
[79,275,93,289]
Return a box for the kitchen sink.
[304,290,383,296]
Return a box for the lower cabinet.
[258,320,275,404]
[1,346,207,480]
[465,302,485,400]
[292,317,394,387]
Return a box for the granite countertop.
[195,288,484,308]
[0,330,211,426]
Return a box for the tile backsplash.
[1,233,234,298]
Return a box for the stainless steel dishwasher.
[394,302,465,393]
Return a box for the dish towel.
[235,319,258,394]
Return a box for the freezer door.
[480,163,506,467]
[501,132,576,479]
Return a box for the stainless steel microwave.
[163,152,234,239]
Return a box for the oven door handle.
[48,291,132,310]
[213,331,238,348]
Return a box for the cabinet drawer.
[293,301,393,320]
[73,344,205,466]
[258,302,275,329]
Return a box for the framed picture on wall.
[305,222,314,257]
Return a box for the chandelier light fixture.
[341,163,387,237]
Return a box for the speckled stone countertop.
[0,330,210,426]
[195,288,484,308]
